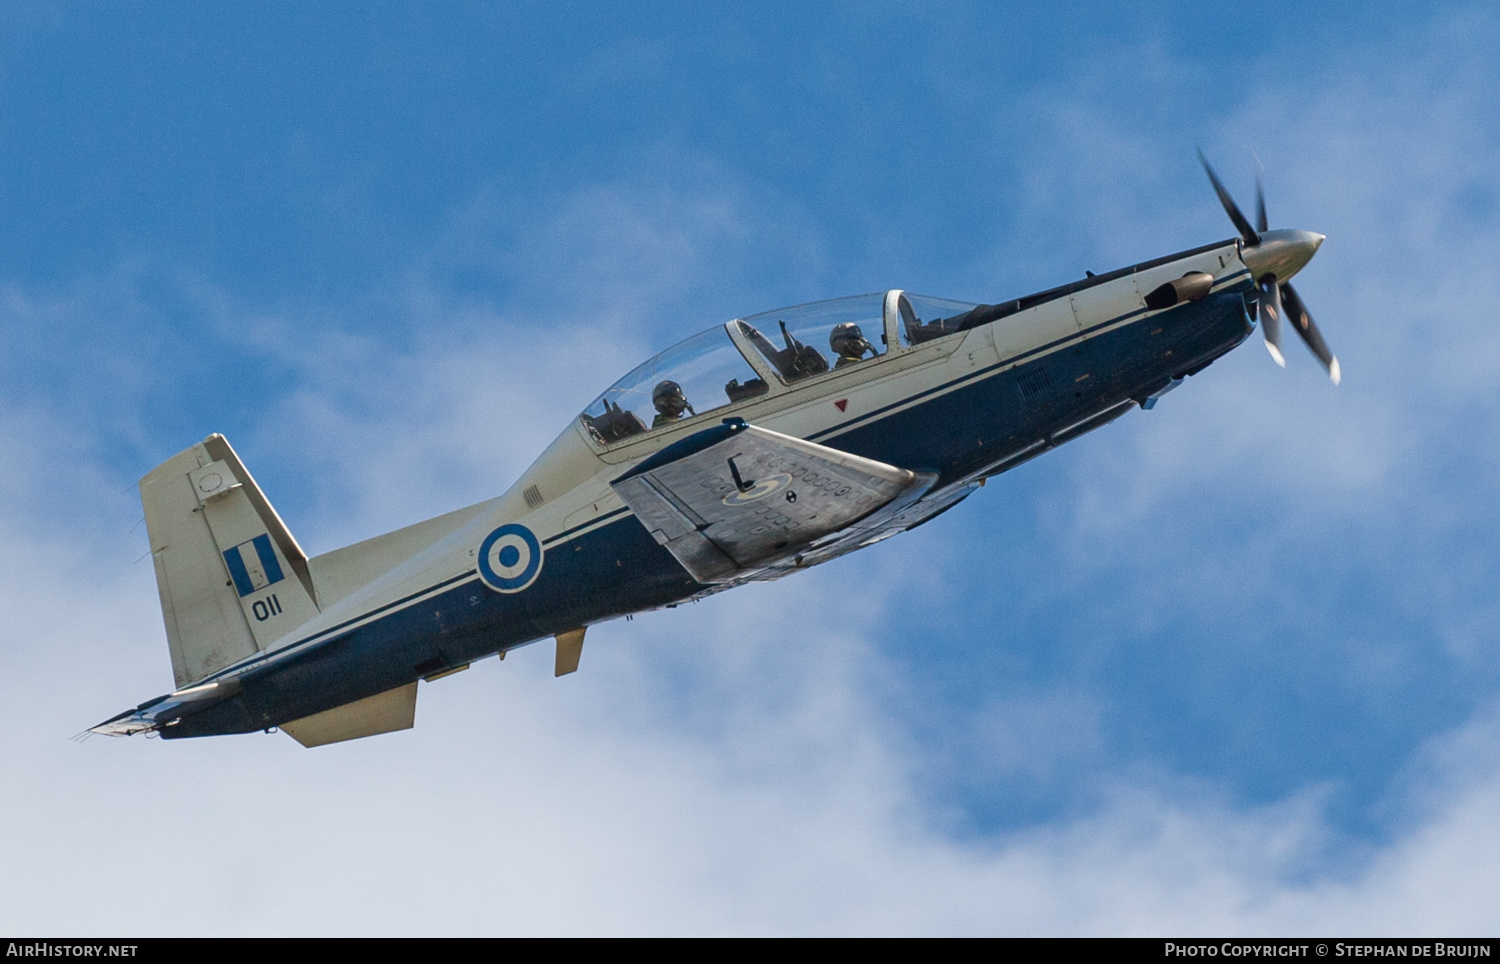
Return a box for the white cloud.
[8,519,1500,934]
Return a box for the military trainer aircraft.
[91,158,1338,747]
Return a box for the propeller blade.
[1255,169,1269,235]
[1280,282,1341,385]
[1198,149,1262,246]
[1258,274,1286,367]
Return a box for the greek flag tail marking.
[223,534,285,597]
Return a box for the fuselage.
[159,236,1261,739]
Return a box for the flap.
[611,419,919,583]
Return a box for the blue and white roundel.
[477,523,544,593]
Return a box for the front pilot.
[652,380,694,428]
[830,322,875,368]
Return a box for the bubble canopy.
[579,325,768,445]
[578,292,978,446]
[736,293,886,384]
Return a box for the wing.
[611,418,935,583]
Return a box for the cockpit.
[579,290,979,446]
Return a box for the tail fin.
[140,434,320,687]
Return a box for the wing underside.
[611,419,936,583]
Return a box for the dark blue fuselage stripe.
[543,506,631,546]
[808,272,1250,442]
[217,509,630,683]
[204,568,480,682]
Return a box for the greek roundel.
[477,523,544,593]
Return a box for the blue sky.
[3,1,1499,934]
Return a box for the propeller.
[1198,150,1340,385]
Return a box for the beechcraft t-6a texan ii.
[91,158,1339,747]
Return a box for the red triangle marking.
[834,399,848,412]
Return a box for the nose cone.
[1242,228,1325,282]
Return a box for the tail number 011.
[252,593,283,622]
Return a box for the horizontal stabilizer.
[280,682,418,748]
[88,678,242,737]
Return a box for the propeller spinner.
[1198,151,1340,385]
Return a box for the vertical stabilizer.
[140,435,319,687]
